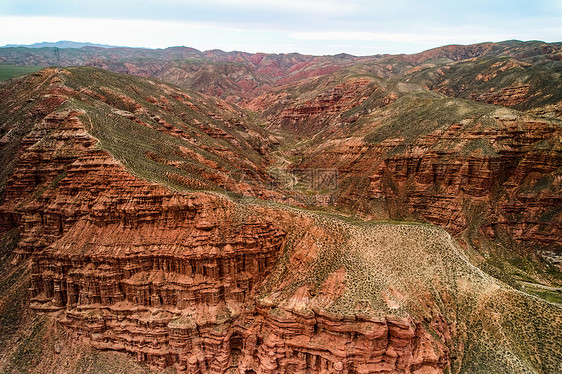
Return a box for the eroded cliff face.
[244,76,397,137]
[368,116,561,245]
[7,125,449,373]
[296,98,562,255]
[1,66,561,374]
[0,69,453,373]
[273,78,375,135]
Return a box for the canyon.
[0,41,561,373]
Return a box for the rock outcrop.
[274,78,375,135]
[296,98,562,252]
[0,99,451,373]
[245,76,398,137]
[1,59,561,374]
[0,68,452,373]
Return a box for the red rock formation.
[0,91,451,373]
[2,61,561,373]
[278,79,372,122]
[298,114,562,249]
[469,84,531,107]
[247,77,395,136]
[0,106,280,370]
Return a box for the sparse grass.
[74,349,160,374]
[257,216,562,373]
[0,269,29,347]
[364,92,497,145]
[3,318,46,373]
[54,66,272,194]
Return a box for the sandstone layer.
[294,94,562,255]
[0,65,561,374]
[0,94,451,373]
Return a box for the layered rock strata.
[0,88,449,373]
[297,112,562,250]
[2,66,561,374]
[246,77,395,137]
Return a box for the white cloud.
[290,25,561,49]
[291,32,452,43]
[0,13,560,56]
[174,0,357,15]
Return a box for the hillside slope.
[1,40,560,113]
[0,62,560,373]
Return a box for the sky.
[1,0,561,55]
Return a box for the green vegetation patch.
[365,92,497,145]
[0,64,42,81]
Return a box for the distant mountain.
[1,40,118,49]
[1,40,561,107]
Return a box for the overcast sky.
[1,0,561,55]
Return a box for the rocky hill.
[0,41,561,373]
[2,40,560,110]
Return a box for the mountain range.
[0,40,560,373]
[1,41,119,49]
